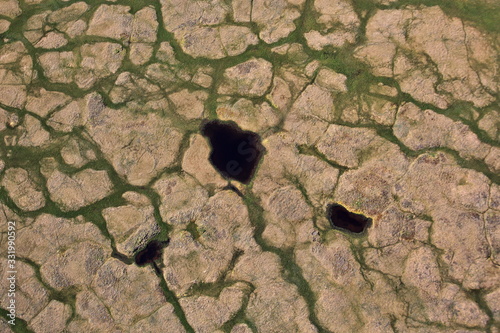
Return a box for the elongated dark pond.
[201,120,264,184]
[135,240,168,266]
[327,203,371,233]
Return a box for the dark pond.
[327,203,371,233]
[134,240,168,266]
[201,120,264,184]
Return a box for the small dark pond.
[327,203,371,233]
[134,240,168,266]
[201,120,264,184]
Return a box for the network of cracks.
[134,120,371,265]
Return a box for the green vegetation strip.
[0,308,33,333]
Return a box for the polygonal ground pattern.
[0,0,499,332]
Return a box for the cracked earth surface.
[0,0,499,332]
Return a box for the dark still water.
[134,240,168,266]
[327,203,371,233]
[201,120,264,184]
